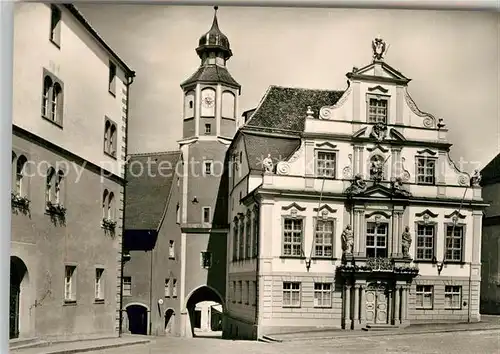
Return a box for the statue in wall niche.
[401,226,412,258]
[341,225,354,255]
[370,156,384,183]
[345,174,367,195]
[470,169,481,187]
[262,154,274,174]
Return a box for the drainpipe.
[118,71,135,337]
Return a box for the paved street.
[93,329,500,354]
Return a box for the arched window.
[55,170,64,204]
[104,121,110,151]
[15,155,28,196]
[102,189,109,219]
[46,167,56,204]
[107,192,114,220]
[51,83,62,122]
[222,91,235,118]
[109,125,116,157]
[184,91,195,119]
[42,76,53,117]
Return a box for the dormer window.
[368,97,388,123]
[416,157,436,185]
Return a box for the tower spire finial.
[214,5,218,11]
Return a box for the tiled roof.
[181,64,240,88]
[242,132,301,171]
[245,86,345,132]
[481,152,500,185]
[124,151,181,231]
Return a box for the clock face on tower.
[201,89,216,109]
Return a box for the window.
[232,281,236,303]
[445,286,462,309]
[169,240,175,259]
[239,219,245,259]
[316,151,336,177]
[253,212,259,258]
[252,281,257,306]
[45,167,55,204]
[123,276,131,296]
[202,207,211,223]
[64,265,76,302]
[314,283,332,308]
[314,219,334,258]
[245,281,250,304]
[165,279,170,297]
[102,190,115,223]
[232,222,238,261]
[14,155,28,196]
[366,222,388,258]
[368,97,387,123]
[172,279,177,297]
[416,224,435,261]
[55,170,64,204]
[42,76,52,117]
[104,119,117,157]
[41,71,64,126]
[415,285,433,309]
[95,268,104,301]
[201,251,212,269]
[445,225,464,262]
[51,83,62,122]
[205,124,211,134]
[416,157,436,185]
[238,281,242,303]
[108,61,117,96]
[49,5,61,46]
[204,161,212,175]
[282,282,301,307]
[176,203,180,224]
[245,217,252,259]
[283,218,303,257]
[184,91,195,118]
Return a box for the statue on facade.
[470,169,481,187]
[401,226,412,258]
[391,176,412,197]
[341,225,354,255]
[369,122,388,141]
[262,154,274,173]
[345,174,368,195]
[370,156,384,183]
[372,35,387,61]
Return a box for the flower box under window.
[46,201,66,216]
[102,218,117,230]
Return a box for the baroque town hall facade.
[123,8,486,339]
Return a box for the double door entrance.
[365,283,389,325]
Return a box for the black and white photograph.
[1,1,499,354]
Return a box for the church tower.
[177,6,239,337]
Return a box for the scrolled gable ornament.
[372,35,387,61]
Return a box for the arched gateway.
[10,256,28,339]
[183,285,225,338]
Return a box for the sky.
[76,4,500,172]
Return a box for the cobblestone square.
[93,329,499,354]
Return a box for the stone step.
[9,337,48,350]
[362,324,398,331]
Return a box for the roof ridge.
[271,84,343,93]
[128,150,180,157]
